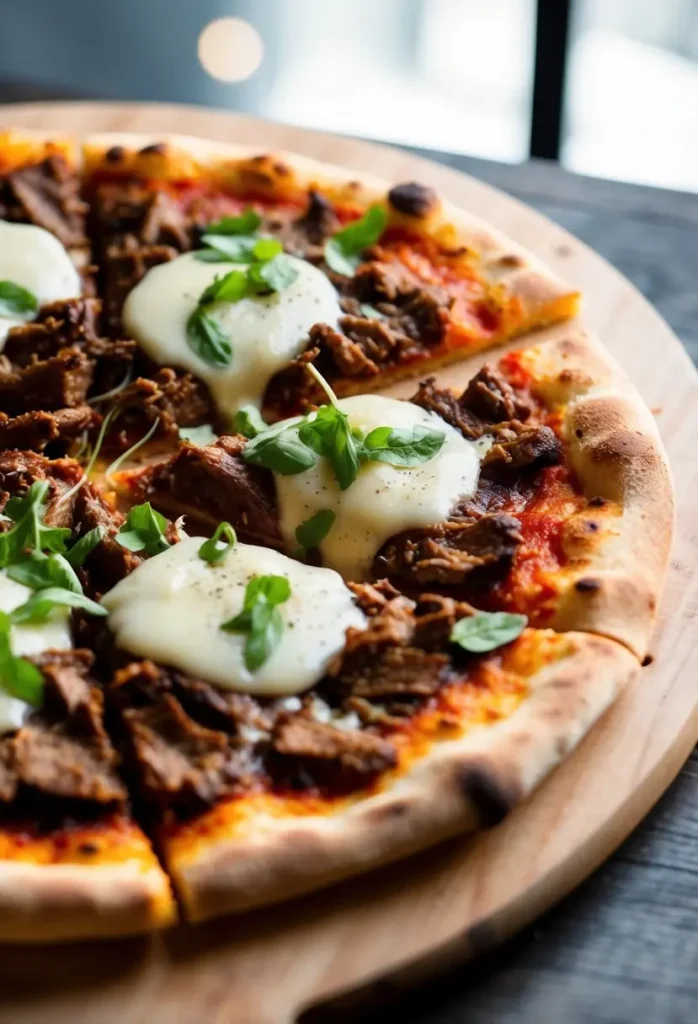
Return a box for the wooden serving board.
[0,101,697,1024]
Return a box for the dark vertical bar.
[529,0,573,160]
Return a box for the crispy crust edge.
[81,131,580,331]
[165,632,637,923]
[0,855,177,943]
[518,330,675,659]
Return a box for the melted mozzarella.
[102,538,366,697]
[122,252,342,419]
[0,570,72,734]
[0,220,81,349]
[274,395,483,581]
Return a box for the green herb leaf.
[0,481,71,569]
[0,280,38,320]
[186,307,233,368]
[179,424,218,446]
[204,210,262,236]
[0,611,44,707]
[324,205,387,276]
[65,527,105,568]
[199,269,249,305]
[252,237,283,261]
[198,522,237,565]
[232,406,267,439]
[248,253,299,293]
[299,405,361,490]
[295,509,336,551]
[243,423,317,476]
[450,611,528,654]
[221,574,291,672]
[10,587,107,625]
[116,502,171,556]
[363,425,446,467]
[6,551,82,593]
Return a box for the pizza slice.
[80,133,580,435]
[0,449,176,941]
[131,329,672,661]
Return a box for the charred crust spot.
[388,181,438,218]
[105,145,124,164]
[586,521,599,532]
[642,654,654,667]
[273,161,290,177]
[139,142,167,156]
[78,842,99,855]
[575,577,601,593]
[458,763,517,827]
[588,496,607,508]
[575,428,584,438]
[370,799,408,821]
[496,253,525,269]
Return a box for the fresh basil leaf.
[116,502,170,556]
[179,424,218,446]
[194,246,242,264]
[243,424,317,476]
[324,205,387,276]
[295,509,336,550]
[4,480,49,524]
[6,551,81,593]
[186,308,233,368]
[232,406,267,439]
[197,234,259,263]
[252,237,283,261]
[10,586,107,625]
[65,526,105,568]
[363,425,446,467]
[220,573,291,672]
[198,522,237,565]
[204,210,262,236]
[0,280,38,320]
[299,406,361,490]
[200,270,249,305]
[450,611,528,654]
[0,481,70,568]
[248,253,299,293]
[0,612,43,707]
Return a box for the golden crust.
[164,632,636,923]
[82,132,580,334]
[0,129,78,173]
[517,330,674,659]
[0,857,176,943]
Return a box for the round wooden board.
[0,101,696,1024]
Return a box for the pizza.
[0,129,672,940]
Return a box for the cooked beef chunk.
[143,436,282,547]
[72,485,142,594]
[482,425,562,474]
[272,717,396,785]
[411,377,486,439]
[309,321,380,379]
[4,298,103,366]
[375,514,523,586]
[413,593,477,650]
[387,182,438,218]
[109,368,214,438]
[92,182,190,250]
[0,155,87,251]
[335,645,448,699]
[461,366,532,423]
[0,650,126,811]
[0,405,96,453]
[102,240,178,336]
[0,348,94,414]
[0,449,83,526]
[282,189,338,254]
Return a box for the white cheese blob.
[274,395,483,581]
[102,538,366,697]
[0,220,81,349]
[122,251,342,419]
[0,570,73,734]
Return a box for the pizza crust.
[81,131,580,343]
[516,330,674,660]
[164,632,636,923]
[0,855,176,943]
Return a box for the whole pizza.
[0,130,672,940]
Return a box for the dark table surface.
[2,87,698,1023]
[305,150,698,1024]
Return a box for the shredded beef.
[72,485,142,593]
[92,182,190,250]
[284,189,338,253]
[388,182,438,218]
[0,449,82,526]
[462,366,533,423]
[143,436,282,548]
[110,367,214,437]
[335,645,448,699]
[411,377,486,439]
[309,322,380,379]
[4,298,102,367]
[101,240,179,336]
[375,514,522,586]
[482,425,561,474]
[413,593,476,649]
[1,155,87,251]
[0,405,95,452]
[0,348,94,414]
[272,717,396,786]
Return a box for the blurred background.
[1,0,697,192]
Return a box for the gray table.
[306,153,698,1024]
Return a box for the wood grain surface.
[0,102,696,1024]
